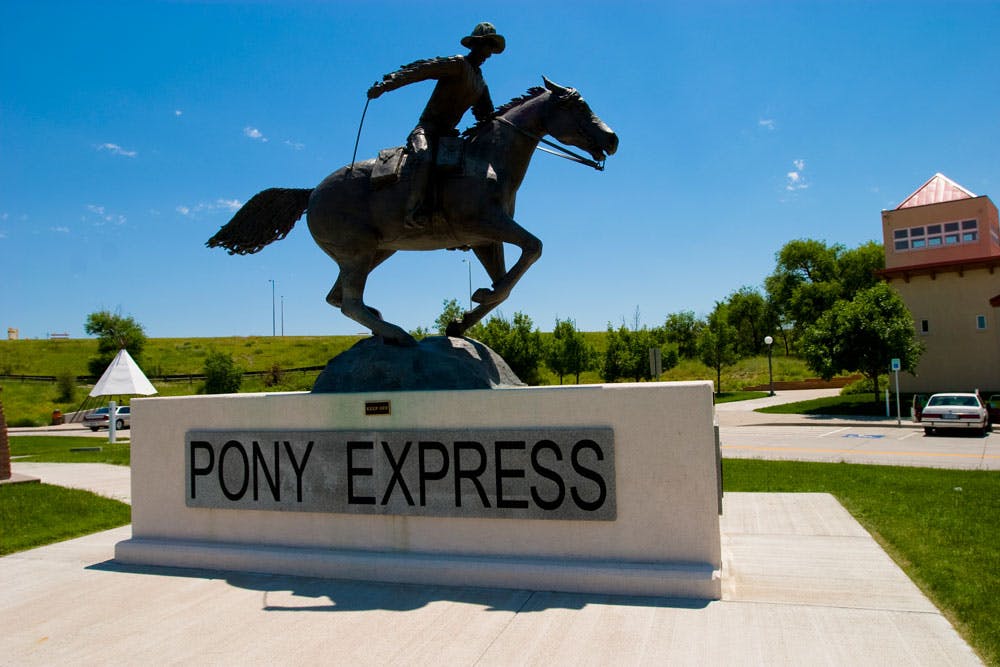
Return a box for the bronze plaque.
[364,400,391,416]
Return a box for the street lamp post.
[764,335,774,396]
[281,295,285,336]
[461,258,472,310]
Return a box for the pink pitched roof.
[896,173,977,209]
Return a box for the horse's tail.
[206,187,312,255]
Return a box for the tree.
[800,282,922,400]
[476,312,544,384]
[725,286,774,357]
[698,303,738,393]
[764,239,885,352]
[203,351,243,394]
[434,298,484,339]
[663,311,703,359]
[84,310,147,377]
[546,318,594,384]
[601,322,670,383]
[434,298,465,334]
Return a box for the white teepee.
[89,349,157,397]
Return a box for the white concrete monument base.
[116,381,722,599]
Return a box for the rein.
[495,116,605,171]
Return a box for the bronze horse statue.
[208,78,618,345]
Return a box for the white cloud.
[85,204,126,225]
[97,142,137,157]
[174,109,183,117]
[759,118,776,131]
[51,226,70,233]
[284,139,305,150]
[785,159,809,192]
[244,126,268,142]
[177,198,244,218]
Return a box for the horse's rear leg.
[327,250,394,323]
[333,251,416,346]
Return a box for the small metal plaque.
[365,401,391,416]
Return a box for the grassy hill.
[0,334,818,426]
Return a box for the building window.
[920,319,930,334]
[894,219,978,251]
[977,315,987,330]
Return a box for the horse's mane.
[462,87,546,138]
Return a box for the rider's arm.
[472,86,495,123]
[367,56,461,99]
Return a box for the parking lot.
[720,422,1000,469]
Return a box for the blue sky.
[3,1,1000,339]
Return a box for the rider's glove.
[367,82,384,100]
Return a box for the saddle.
[370,136,468,189]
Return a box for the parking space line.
[818,427,850,438]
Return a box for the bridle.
[495,114,605,172]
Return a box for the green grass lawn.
[757,392,891,416]
[9,436,130,465]
[724,459,1000,666]
[0,483,131,556]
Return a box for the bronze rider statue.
[367,22,505,229]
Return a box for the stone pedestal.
[116,381,722,599]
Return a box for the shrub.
[203,351,243,394]
[841,375,889,395]
[55,370,77,403]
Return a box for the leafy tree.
[725,286,774,357]
[800,282,922,400]
[434,298,465,334]
[698,303,739,393]
[601,322,669,382]
[84,310,147,377]
[434,298,484,339]
[546,318,595,384]
[663,310,703,359]
[476,312,544,384]
[203,351,243,394]
[764,239,884,352]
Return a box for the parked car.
[82,405,131,431]
[918,393,988,436]
[986,395,1000,426]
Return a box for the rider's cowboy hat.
[461,22,505,54]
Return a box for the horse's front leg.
[446,218,541,337]
[471,216,541,306]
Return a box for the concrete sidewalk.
[716,388,920,429]
[1,486,981,664]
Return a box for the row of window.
[894,219,978,251]
[919,315,988,333]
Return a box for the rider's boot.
[404,153,432,230]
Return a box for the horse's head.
[541,77,619,164]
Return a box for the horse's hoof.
[471,288,495,305]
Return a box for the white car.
[919,393,988,436]
[82,405,131,431]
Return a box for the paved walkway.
[2,457,983,665]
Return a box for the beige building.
[880,173,1000,392]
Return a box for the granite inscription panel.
[185,428,616,520]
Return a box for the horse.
[207,77,618,345]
